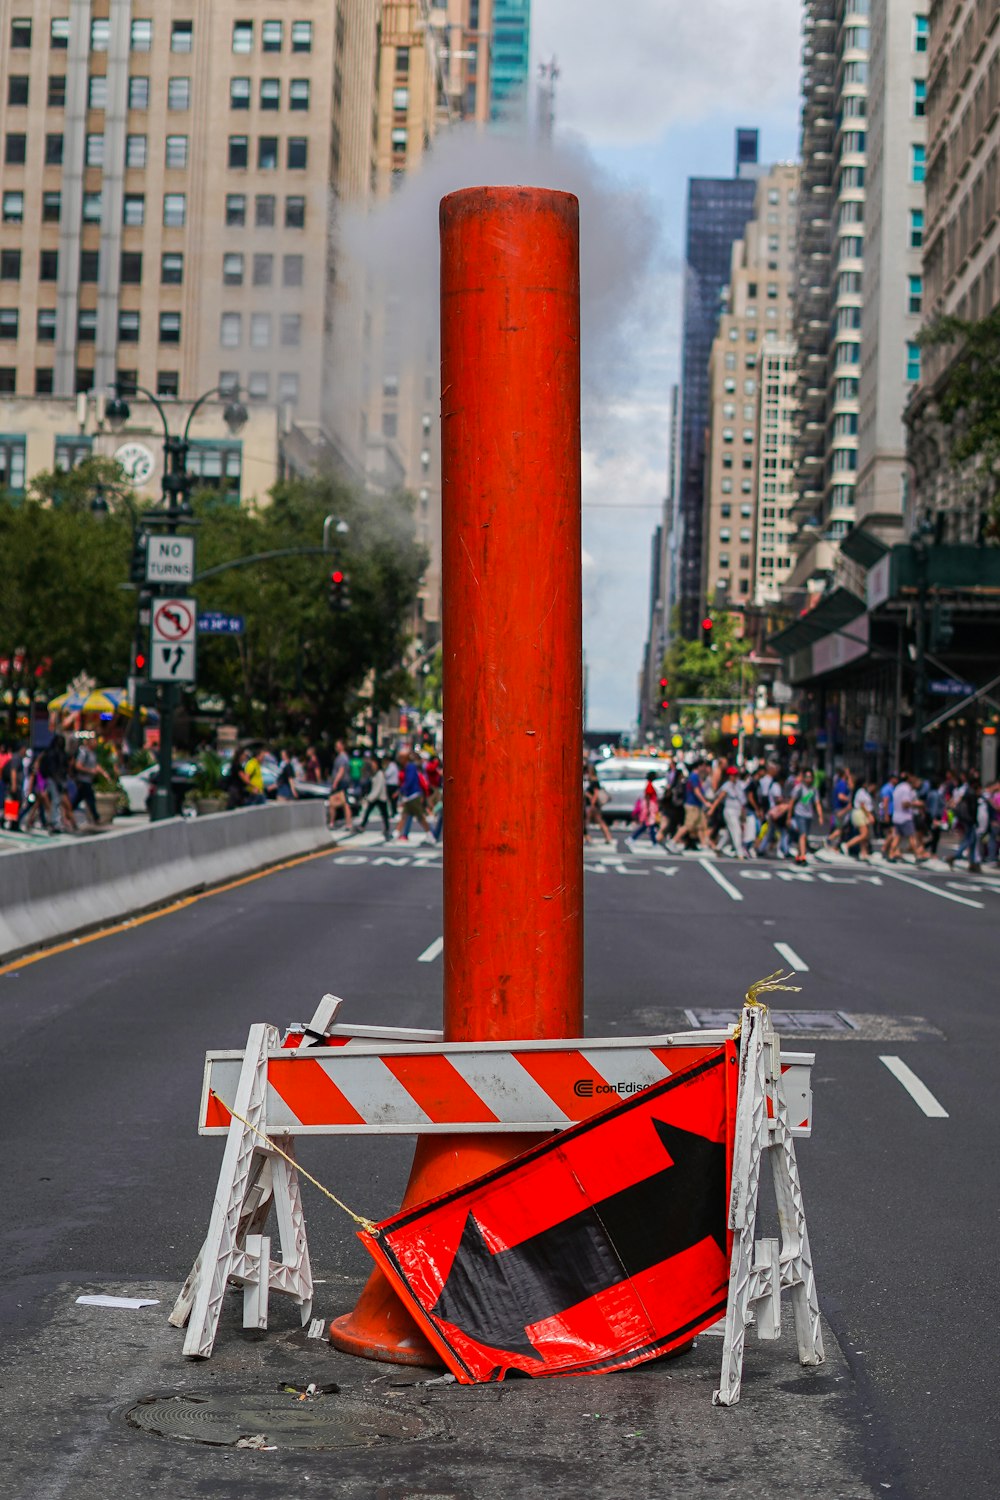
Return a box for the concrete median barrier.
[0,802,329,961]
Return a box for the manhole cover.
[127,1391,438,1451]
[683,1008,858,1034]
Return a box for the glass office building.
[490,0,531,124]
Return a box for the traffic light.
[701,615,714,647]
[930,600,954,651]
[328,569,349,611]
[129,533,148,585]
[134,650,147,674]
[659,676,668,688]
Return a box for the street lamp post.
[105,383,248,822]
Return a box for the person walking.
[240,747,268,806]
[396,751,433,842]
[384,753,401,815]
[679,758,714,851]
[274,748,299,801]
[712,766,747,859]
[71,736,99,825]
[302,745,322,784]
[790,769,823,864]
[327,738,354,835]
[584,772,614,846]
[359,754,392,839]
[947,771,982,872]
[627,777,660,847]
[842,779,876,860]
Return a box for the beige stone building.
[0,0,380,492]
[702,164,799,612]
[908,0,1000,539]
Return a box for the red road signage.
[361,1046,736,1382]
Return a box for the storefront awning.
[840,526,889,569]
[767,586,867,658]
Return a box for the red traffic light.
[135,652,146,670]
[731,737,739,747]
[331,570,344,585]
[787,734,797,746]
[659,676,668,688]
[701,617,713,632]
[661,699,670,710]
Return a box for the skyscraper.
[676,131,759,639]
[489,0,531,125]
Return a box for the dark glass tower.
[677,131,759,638]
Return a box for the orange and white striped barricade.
[713,1002,824,1405]
[174,995,819,1397]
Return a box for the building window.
[171,20,193,53]
[396,46,410,75]
[393,86,409,111]
[719,528,731,544]
[290,78,310,110]
[126,133,147,167]
[282,253,303,288]
[278,372,299,404]
[121,251,142,284]
[220,312,241,348]
[37,309,57,342]
[159,312,181,344]
[228,135,248,169]
[219,371,239,396]
[721,481,733,496]
[255,194,275,227]
[912,79,926,117]
[225,194,246,226]
[90,18,110,51]
[253,253,273,286]
[287,137,307,169]
[163,193,186,227]
[280,314,300,347]
[51,18,70,49]
[223,252,244,286]
[36,368,54,395]
[79,249,98,281]
[0,309,19,341]
[48,75,66,107]
[118,310,140,343]
[82,191,102,222]
[114,369,136,395]
[908,209,924,250]
[391,127,408,153]
[130,18,152,51]
[188,441,242,501]
[260,78,280,110]
[258,136,278,169]
[2,192,24,223]
[247,371,269,401]
[906,341,921,382]
[11,17,31,47]
[232,22,253,55]
[262,20,282,52]
[230,77,250,109]
[250,313,270,348]
[908,275,922,314]
[123,194,145,226]
[129,76,150,109]
[285,196,305,228]
[292,20,312,52]
[158,371,179,397]
[161,252,183,284]
[911,144,925,183]
[8,76,29,106]
[165,134,187,169]
[77,309,96,342]
[0,437,26,490]
[86,132,105,166]
[167,78,190,110]
[0,250,21,281]
[914,15,928,52]
[5,134,26,165]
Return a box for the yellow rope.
[732,969,802,1038]
[210,1091,377,1234]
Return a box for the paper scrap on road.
[76,1294,161,1309]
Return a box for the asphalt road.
[2,832,996,1498]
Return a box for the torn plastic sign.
[360,1046,735,1382]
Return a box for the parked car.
[593,757,671,822]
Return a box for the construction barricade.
[173,985,823,1404]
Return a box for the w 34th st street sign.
[146,535,194,585]
[150,597,197,683]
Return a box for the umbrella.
[82,688,130,715]
[48,690,86,713]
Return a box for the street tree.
[919,307,1000,538]
[660,609,755,745]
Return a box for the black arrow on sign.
[429,1119,727,1359]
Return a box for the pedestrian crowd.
[322,739,443,847]
[585,754,1000,871]
[0,732,102,834]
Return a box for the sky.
[529,0,804,729]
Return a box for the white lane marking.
[699,858,743,902]
[773,941,809,972]
[417,935,444,963]
[878,866,984,910]
[879,1056,949,1118]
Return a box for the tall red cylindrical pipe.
[329,187,583,1365]
[441,185,584,1042]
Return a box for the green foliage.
[919,309,1000,539]
[0,480,134,732]
[192,472,428,739]
[190,749,225,797]
[661,608,755,733]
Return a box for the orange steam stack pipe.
[329,185,584,1364]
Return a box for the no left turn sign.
[150,596,197,683]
